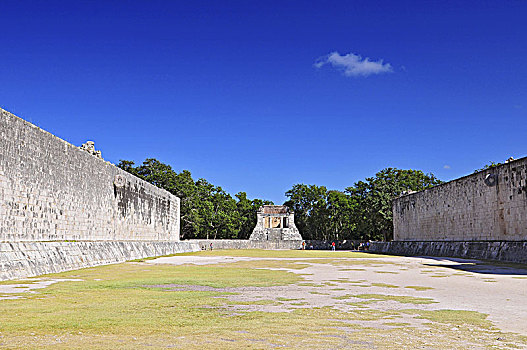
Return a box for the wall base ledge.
[0,241,201,281]
[370,241,527,264]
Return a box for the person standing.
[331,241,335,251]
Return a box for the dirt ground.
[148,253,527,335]
[1,250,527,349]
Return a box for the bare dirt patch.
[147,252,527,336]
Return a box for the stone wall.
[189,239,303,250]
[0,241,201,281]
[393,157,527,241]
[0,108,180,242]
[0,107,189,280]
[370,241,527,264]
[188,239,359,250]
[303,240,359,250]
[249,206,302,241]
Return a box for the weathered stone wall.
[0,241,200,281]
[303,240,359,250]
[0,108,180,242]
[189,239,358,250]
[189,239,303,250]
[370,241,527,264]
[250,211,302,241]
[0,107,188,281]
[393,157,527,241]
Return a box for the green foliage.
[119,158,441,242]
[285,168,442,241]
[345,168,442,241]
[474,161,503,173]
[117,159,272,240]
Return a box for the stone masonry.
[0,108,179,242]
[0,107,193,280]
[249,205,302,241]
[393,157,527,241]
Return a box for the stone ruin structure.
[249,205,302,241]
[371,156,527,264]
[0,107,195,281]
[79,140,103,159]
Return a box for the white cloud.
[315,51,393,77]
[443,165,451,169]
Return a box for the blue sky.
[1,1,526,203]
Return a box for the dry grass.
[0,250,526,349]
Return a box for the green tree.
[235,192,273,239]
[346,168,442,241]
[326,190,354,240]
[284,184,329,240]
[117,158,272,240]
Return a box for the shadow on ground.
[420,256,527,276]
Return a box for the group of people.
[358,241,370,251]
[201,243,214,251]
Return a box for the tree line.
[118,159,272,240]
[118,159,442,241]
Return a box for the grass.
[276,297,300,302]
[404,285,434,291]
[176,249,392,259]
[1,249,526,349]
[374,271,399,274]
[296,282,325,287]
[371,283,399,288]
[224,299,278,305]
[214,259,311,270]
[353,294,438,304]
[0,279,41,286]
[400,309,493,328]
[0,262,342,349]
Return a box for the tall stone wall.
[393,157,527,241]
[0,108,180,242]
[0,107,190,281]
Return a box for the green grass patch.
[371,283,399,288]
[354,294,437,304]
[176,249,391,259]
[2,250,526,349]
[404,285,434,291]
[400,309,493,328]
[276,297,300,302]
[374,271,399,274]
[216,259,310,270]
[224,299,278,306]
[296,282,325,287]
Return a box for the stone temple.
[249,205,302,241]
